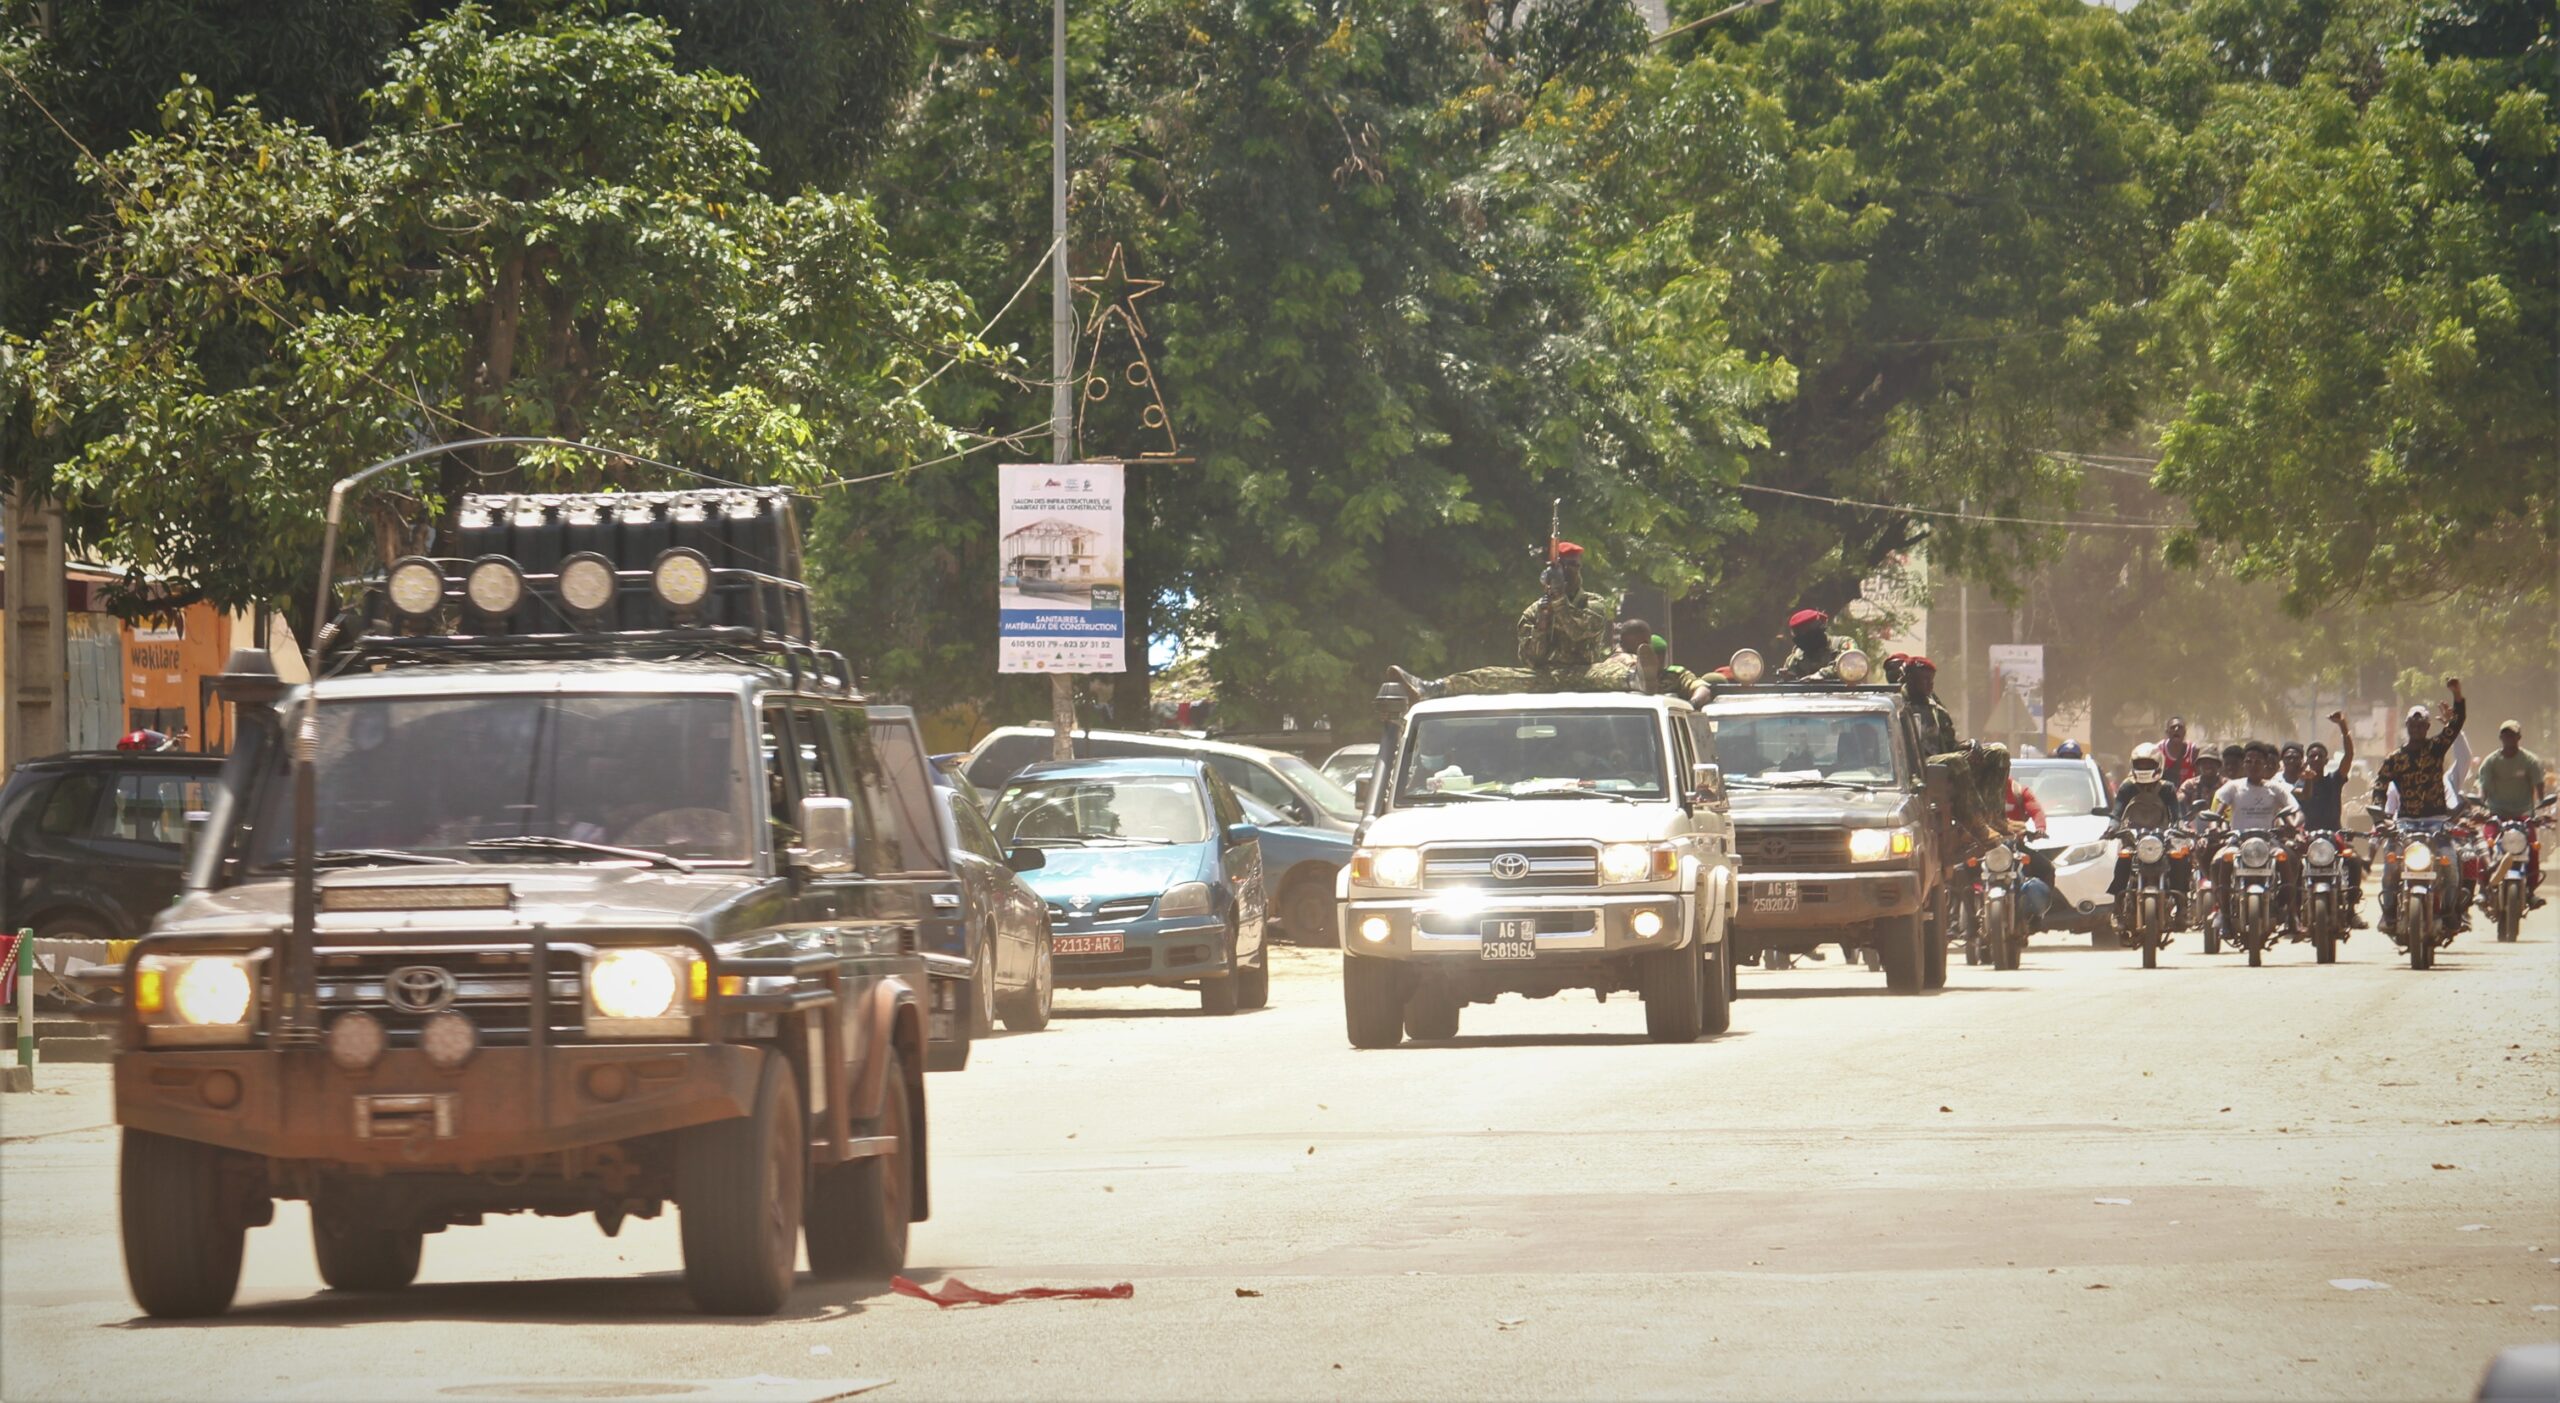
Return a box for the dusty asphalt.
[3,907,2555,1402]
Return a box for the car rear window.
[966,733,1061,791]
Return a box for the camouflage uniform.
[1440,590,1622,696]
[1777,634,1846,681]
[1911,687,2006,839]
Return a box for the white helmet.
[2128,742,2162,777]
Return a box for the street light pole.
[1048,0,1077,760]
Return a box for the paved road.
[5,910,2556,1402]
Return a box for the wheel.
[1699,943,1733,1036]
[807,1046,914,1280]
[2204,922,2223,955]
[1921,889,1950,990]
[2497,884,2523,942]
[312,1207,422,1292]
[1724,941,1741,1001]
[999,930,1053,1032]
[1282,878,1337,948]
[1878,914,1925,992]
[679,1054,804,1314]
[120,1130,247,1318]
[970,936,997,1037]
[2313,930,2337,964]
[2141,933,2158,969]
[1403,987,1460,1041]
[1201,922,1243,1015]
[1235,937,1271,1011]
[1343,950,1405,1048]
[1639,943,1706,1043]
[2405,900,2433,970]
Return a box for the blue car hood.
[1025,843,1214,903]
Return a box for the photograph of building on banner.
[997,462,1126,674]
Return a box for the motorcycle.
[1966,837,2028,971]
[2114,826,2185,969]
[2371,806,2465,970]
[2476,795,2553,943]
[2296,829,2354,964]
[2218,828,2290,967]
[2187,814,2230,953]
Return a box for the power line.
[1732,480,2181,531]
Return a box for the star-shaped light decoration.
[1071,243,1164,340]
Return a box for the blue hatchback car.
[988,758,1271,1014]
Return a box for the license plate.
[1054,933,1125,956]
[1751,881,1800,913]
[1480,920,1538,961]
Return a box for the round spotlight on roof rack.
[465,555,526,617]
[652,547,712,617]
[1836,648,1872,684]
[556,552,617,620]
[385,557,446,620]
[1729,648,1766,685]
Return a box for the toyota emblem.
[385,965,459,1014]
[1761,837,1790,861]
[1491,852,1533,881]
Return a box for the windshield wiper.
[1079,834,1176,846]
[467,836,694,873]
[1516,788,1641,802]
[1763,777,1875,792]
[1397,790,1508,804]
[294,848,469,869]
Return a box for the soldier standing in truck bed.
[1389,542,1620,699]
[1776,608,1847,681]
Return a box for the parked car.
[964,725,1359,942]
[936,783,1053,1031]
[1319,742,1378,798]
[2012,756,2119,935]
[866,708,1014,1069]
[1234,791,1352,945]
[1,750,225,945]
[929,752,988,811]
[988,758,1270,1014]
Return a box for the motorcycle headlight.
[1355,847,1423,889]
[2134,835,2166,865]
[2307,837,2339,866]
[1981,845,2015,875]
[2499,829,2528,856]
[2239,836,2273,868]
[2401,840,2433,872]
[587,947,690,1036]
[1157,882,1214,918]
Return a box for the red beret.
[1554,541,1585,560]
[1905,655,1937,671]
[1789,608,1829,629]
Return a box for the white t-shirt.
[2213,777,2301,831]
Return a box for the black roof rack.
[1711,682,1900,696]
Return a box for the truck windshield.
[1713,711,1900,786]
[245,694,753,869]
[1395,711,1666,802]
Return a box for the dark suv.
[2,751,225,942]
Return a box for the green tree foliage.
[10,5,987,612]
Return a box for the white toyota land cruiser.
[1336,691,1738,1047]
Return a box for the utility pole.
[1047,0,1077,761]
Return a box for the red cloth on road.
[891,1276,1135,1308]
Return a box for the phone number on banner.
[1000,637,1124,673]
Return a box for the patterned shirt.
[1516,592,1613,670]
[2370,698,2465,819]
[1910,693,1959,756]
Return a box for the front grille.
[313,948,585,1048]
[1059,951,1152,976]
[1047,897,1155,923]
[1421,843,1598,890]
[1738,826,1849,867]
[1416,910,1594,936]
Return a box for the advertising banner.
[1987,644,2046,731]
[997,463,1126,674]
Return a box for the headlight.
[652,547,712,612]
[1599,843,1652,883]
[2238,836,2273,867]
[1355,847,1423,888]
[384,557,445,619]
[1630,909,1666,939]
[2499,829,2528,856]
[2402,841,2433,871]
[556,552,617,617]
[1981,845,2015,875]
[1835,648,1871,683]
[2307,837,2339,865]
[2134,835,2166,865]
[1848,828,1890,862]
[1728,648,1765,684]
[589,948,684,1026]
[172,957,254,1026]
[1157,882,1213,918]
[465,555,525,615]
[2062,842,2108,866]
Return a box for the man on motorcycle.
[2108,744,2187,934]
[2371,679,2465,933]
[2177,747,2226,814]
[2476,719,2547,906]
[2299,712,2367,927]
[2279,742,2309,789]
[2210,740,2305,928]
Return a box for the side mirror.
[1691,762,1724,803]
[794,796,855,874]
[1005,846,1046,873]
[1355,773,1375,808]
[179,810,211,866]
[1226,823,1259,845]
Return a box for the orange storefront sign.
[122,605,234,751]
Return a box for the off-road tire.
[679,1054,804,1314]
[1403,987,1461,1041]
[999,932,1054,1032]
[807,1047,913,1279]
[1282,879,1337,948]
[1639,944,1706,1043]
[1921,888,1951,991]
[1699,944,1734,1036]
[120,1129,248,1319]
[1235,934,1271,1011]
[1879,914,1926,992]
[1343,950,1405,1049]
[312,1209,423,1292]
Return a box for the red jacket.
[2005,780,2047,833]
